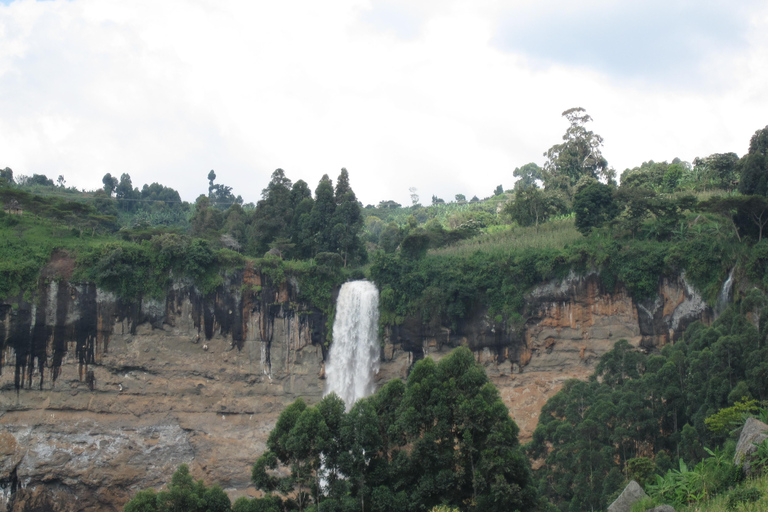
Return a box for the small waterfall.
[715,268,735,317]
[324,280,380,410]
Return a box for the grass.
[429,215,581,259]
[677,474,768,512]
[363,200,499,227]
[0,211,114,300]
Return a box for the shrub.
[727,486,762,509]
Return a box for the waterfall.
[324,280,380,410]
[715,268,735,317]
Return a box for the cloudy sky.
[1,0,766,206]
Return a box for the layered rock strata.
[0,270,711,512]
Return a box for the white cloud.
[0,0,767,206]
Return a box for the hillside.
[1,120,768,512]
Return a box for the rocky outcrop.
[734,417,768,476]
[607,480,647,512]
[1,264,329,512]
[0,268,712,512]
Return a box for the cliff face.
[0,268,711,512]
[383,271,711,440]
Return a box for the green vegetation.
[123,464,231,512]
[528,306,768,511]
[5,116,768,512]
[628,473,768,512]
[250,347,539,512]
[0,167,364,312]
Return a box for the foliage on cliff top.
[0,207,117,301]
[370,210,741,329]
[0,195,351,308]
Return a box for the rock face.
[607,480,647,512]
[384,271,710,438]
[0,268,711,512]
[734,417,768,476]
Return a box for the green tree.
[400,228,430,259]
[494,184,504,196]
[27,173,55,187]
[124,464,230,512]
[620,160,669,191]
[252,398,331,511]
[251,347,538,512]
[207,169,242,210]
[331,168,365,266]
[124,489,159,512]
[289,180,315,259]
[513,163,543,192]
[251,168,294,255]
[702,195,768,242]
[380,222,401,253]
[542,108,614,199]
[309,175,336,255]
[190,196,224,239]
[102,173,118,196]
[340,398,383,512]
[693,153,739,190]
[530,309,766,510]
[573,181,618,235]
[0,167,13,186]
[505,186,563,228]
[739,126,768,196]
[232,495,282,512]
[115,173,140,212]
[662,163,684,192]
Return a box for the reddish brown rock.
[0,270,711,511]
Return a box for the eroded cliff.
[0,266,711,512]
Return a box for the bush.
[123,464,231,512]
[727,486,762,509]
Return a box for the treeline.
[370,119,768,329]
[505,112,768,239]
[3,113,767,320]
[189,168,365,265]
[0,166,371,305]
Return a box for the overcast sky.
[1,0,767,206]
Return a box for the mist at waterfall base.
[324,280,380,410]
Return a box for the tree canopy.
[251,347,539,512]
[542,108,614,199]
[529,307,768,511]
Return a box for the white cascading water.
[324,280,380,410]
[715,267,735,317]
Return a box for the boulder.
[733,417,768,476]
[608,480,647,512]
[647,505,675,512]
